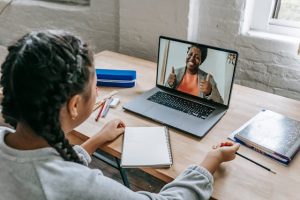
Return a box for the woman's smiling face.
[186,47,201,71]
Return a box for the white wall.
[0,45,7,64]
[0,0,188,63]
[0,0,119,52]
[119,0,189,61]
[189,0,300,100]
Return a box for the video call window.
[157,38,237,106]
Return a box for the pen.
[101,98,113,118]
[236,152,276,174]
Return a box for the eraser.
[109,98,120,108]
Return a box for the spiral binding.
[164,126,173,165]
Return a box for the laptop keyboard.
[147,91,215,119]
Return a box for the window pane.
[274,0,300,22]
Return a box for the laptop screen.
[157,36,238,106]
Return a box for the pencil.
[95,102,105,122]
[236,152,276,174]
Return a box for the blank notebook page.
[121,127,172,167]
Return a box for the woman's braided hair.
[0,30,94,164]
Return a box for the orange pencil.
[95,102,105,122]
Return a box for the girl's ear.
[67,94,82,120]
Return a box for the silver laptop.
[123,36,238,137]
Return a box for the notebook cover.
[120,126,173,168]
[96,69,136,81]
[232,110,300,164]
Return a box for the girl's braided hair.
[0,30,94,164]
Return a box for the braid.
[0,30,94,164]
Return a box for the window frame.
[36,0,90,6]
[250,0,300,37]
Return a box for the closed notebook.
[121,126,173,168]
[232,110,300,165]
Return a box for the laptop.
[123,36,238,137]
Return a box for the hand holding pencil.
[217,141,276,174]
[200,141,240,175]
[211,141,240,162]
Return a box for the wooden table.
[68,50,300,200]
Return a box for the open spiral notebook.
[120,126,173,168]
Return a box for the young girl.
[0,30,240,200]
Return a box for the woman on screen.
[165,45,224,104]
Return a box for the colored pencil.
[95,102,105,122]
[220,142,276,174]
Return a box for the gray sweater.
[0,127,214,200]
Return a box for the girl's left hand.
[210,141,240,163]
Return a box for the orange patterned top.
[177,72,199,96]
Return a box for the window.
[250,0,300,37]
[273,0,300,22]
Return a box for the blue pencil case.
[96,69,136,88]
